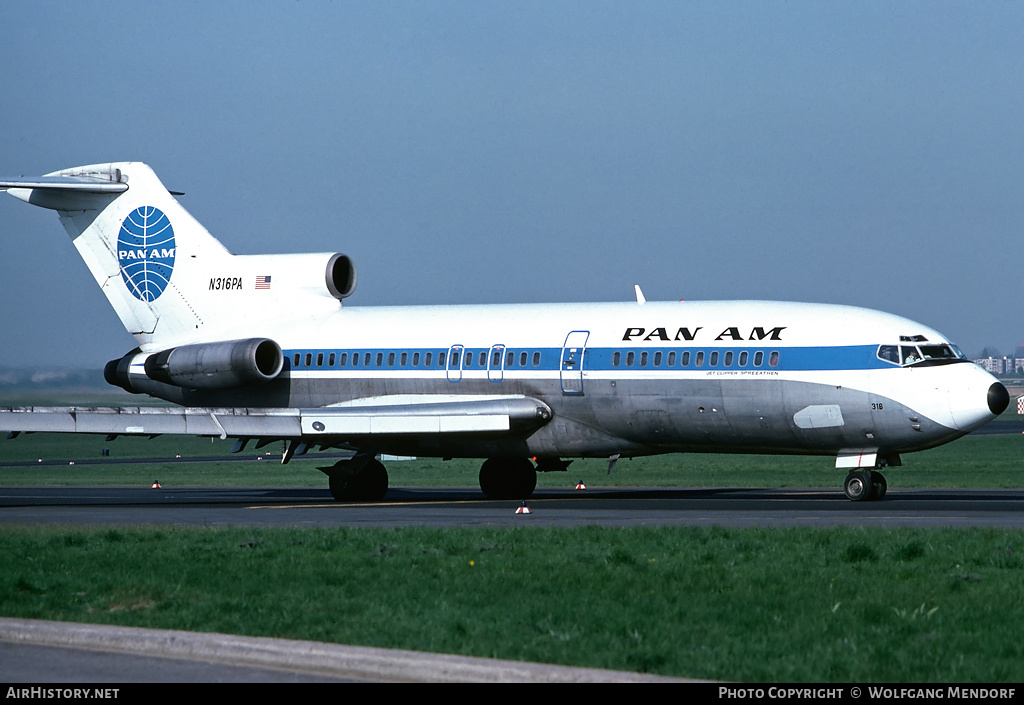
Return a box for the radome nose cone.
[988,382,1010,416]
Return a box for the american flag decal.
[255,275,271,290]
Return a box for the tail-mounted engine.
[105,338,283,392]
[325,253,357,300]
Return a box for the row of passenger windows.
[291,349,544,369]
[612,349,780,368]
[290,348,781,370]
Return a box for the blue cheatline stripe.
[282,344,893,373]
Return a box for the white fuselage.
[123,298,1002,463]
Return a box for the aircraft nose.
[947,366,1008,432]
[988,382,1010,416]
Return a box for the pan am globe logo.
[117,206,176,302]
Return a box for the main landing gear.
[478,458,538,500]
[319,455,544,502]
[319,456,389,502]
[843,469,887,502]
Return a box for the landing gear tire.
[479,458,537,500]
[844,469,887,502]
[870,471,887,500]
[844,470,874,502]
[327,459,389,502]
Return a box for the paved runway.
[1,484,1023,528]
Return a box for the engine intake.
[144,338,283,389]
[326,253,357,300]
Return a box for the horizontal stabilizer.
[0,175,128,193]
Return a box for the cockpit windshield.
[877,343,967,367]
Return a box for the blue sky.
[2,1,1022,366]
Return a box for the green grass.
[2,525,1022,681]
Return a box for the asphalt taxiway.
[1,484,1022,528]
[0,618,681,683]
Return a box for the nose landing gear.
[844,469,887,501]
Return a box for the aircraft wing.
[0,395,552,442]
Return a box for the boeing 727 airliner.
[0,162,1010,502]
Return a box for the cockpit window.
[901,346,921,365]
[877,345,900,365]
[878,343,966,367]
[919,345,962,361]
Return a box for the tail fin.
[2,163,355,352]
[3,162,231,347]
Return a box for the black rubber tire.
[479,458,537,500]
[844,470,873,502]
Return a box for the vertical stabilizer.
[4,162,352,355]
[3,162,231,349]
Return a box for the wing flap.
[0,396,552,439]
[301,414,511,435]
[0,406,301,437]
